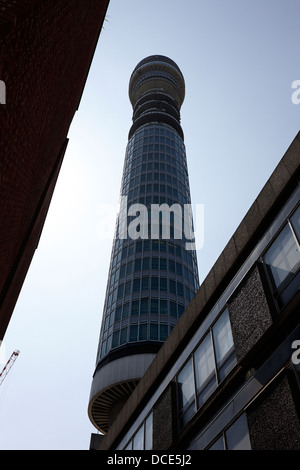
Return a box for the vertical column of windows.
[98,123,198,362]
[176,309,236,429]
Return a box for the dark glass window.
[151,277,159,290]
[123,303,129,319]
[160,300,168,315]
[131,300,139,316]
[120,327,128,345]
[169,260,176,273]
[160,324,169,341]
[140,298,148,315]
[169,279,176,294]
[264,224,300,288]
[177,282,184,297]
[139,324,147,341]
[112,330,120,348]
[151,299,158,314]
[160,278,167,291]
[178,304,185,317]
[117,284,124,299]
[141,277,149,290]
[177,358,196,428]
[225,414,251,450]
[125,280,131,295]
[263,206,300,308]
[135,259,142,271]
[291,206,300,240]
[115,306,122,321]
[170,301,177,317]
[160,258,167,270]
[150,323,158,340]
[129,325,138,342]
[133,278,141,292]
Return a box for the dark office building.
[88,56,199,434]
[92,130,300,450]
[0,0,109,341]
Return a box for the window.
[131,300,139,316]
[141,277,149,290]
[170,301,177,317]
[176,309,236,428]
[124,413,153,450]
[178,304,184,318]
[133,426,144,450]
[263,205,300,308]
[117,284,124,299]
[133,278,140,292]
[129,325,138,342]
[194,333,217,407]
[160,324,168,341]
[120,327,128,345]
[151,276,159,290]
[169,279,176,294]
[169,260,176,273]
[150,323,158,340]
[160,299,168,315]
[134,259,142,271]
[115,306,122,321]
[139,324,147,340]
[145,413,153,450]
[151,298,158,314]
[264,224,299,287]
[160,258,167,270]
[140,298,148,315]
[112,330,120,348]
[124,280,131,295]
[208,414,251,450]
[177,358,196,427]
[212,309,235,380]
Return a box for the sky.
[0,0,299,450]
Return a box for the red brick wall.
[0,0,109,339]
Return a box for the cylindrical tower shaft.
[88,56,199,434]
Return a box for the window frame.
[262,204,300,310]
[176,308,236,429]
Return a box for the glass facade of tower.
[89,55,199,434]
[97,121,199,363]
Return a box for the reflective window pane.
[145,413,153,450]
[225,414,251,450]
[213,309,234,365]
[209,436,225,450]
[177,358,195,411]
[133,425,144,450]
[291,205,300,242]
[264,223,300,288]
[194,333,215,391]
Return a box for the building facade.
[93,131,300,450]
[0,0,109,341]
[88,56,199,434]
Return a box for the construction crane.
[0,350,20,387]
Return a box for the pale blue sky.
[0,0,299,449]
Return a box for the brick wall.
[0,0,109,339]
